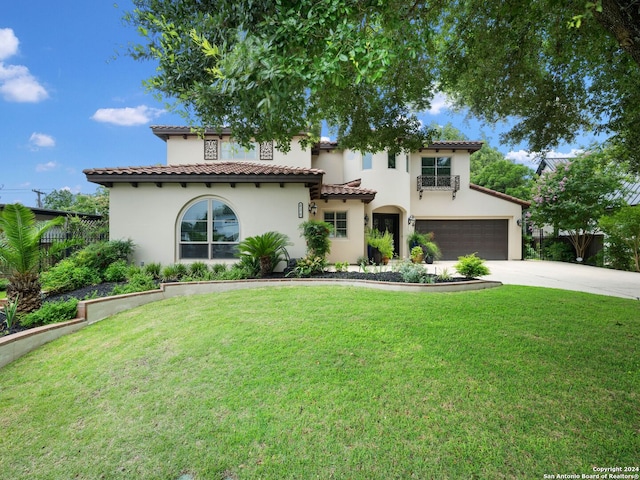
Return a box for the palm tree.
[236,231,291,277]
[0,204,65,315]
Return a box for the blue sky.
[1,1,588,208]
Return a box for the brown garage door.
[417,220,508,260]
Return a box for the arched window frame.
[178,198,240,260]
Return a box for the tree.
[126,1,640,168]
[528,148,626,261]
[43,187,109,217]
[470,144,505,178]
[236,231,291,277]
[471,160,535,200]
[599,206,640,272]
[0,204,65,315]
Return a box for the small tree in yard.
[0,204,65,315]
[236,231,291,277]
[599,206,640,272]
[529,149,626,262]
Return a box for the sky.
[1,1,591,208]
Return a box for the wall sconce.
[408,214,416,226]
[308,202,318,216]
[298,202,304,218]
[364,214,369,226]
[517,218,522,226]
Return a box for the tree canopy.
[126,0,640,168]
[528,148,627,260]
[43,187,109,217]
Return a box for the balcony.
[417,175,460,199]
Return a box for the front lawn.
[0,285,638,479]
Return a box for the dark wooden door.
[373,213,400,258]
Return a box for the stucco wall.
[313,200,368,264]
[109,182,312,266]
[165,135,313,168]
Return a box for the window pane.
[437,157,451,175]
[182,201,208,222]
[180,244,209,259]
[181,221,208,241]
[212,244,238,258]
[221,141,257,160]
[362,152,372,170]
[387,152,396,169]
[421,157,436,176]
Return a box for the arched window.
[179,199,239,259]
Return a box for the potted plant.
[421,232,441,264]
[407,231,428,251]
[366,229,395,265]
[410,245,424,263]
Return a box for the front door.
[372,213,400,258]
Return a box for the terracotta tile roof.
[320,181,377,203]
[470,183,531,207]
[83,162,325,199]
[313,140,483,153]
[84,162,323,177]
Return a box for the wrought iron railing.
[417,175,460,199]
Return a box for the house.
[83,126,529,268]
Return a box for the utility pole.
[32,189,46,208]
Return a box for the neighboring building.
[83,126,529,268]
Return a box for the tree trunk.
[259,256,272,278]
[595,0,640,67]
[8,273,43,316]
[569,232,593,261]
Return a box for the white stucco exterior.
[85,127,529,267]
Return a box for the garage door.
[417,220,508,260]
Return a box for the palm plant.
[0,204,65,315]
[236,231,291,277]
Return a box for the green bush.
[41,259,101,294]
[111,272,157,295]
[143,262,162,280]
[188,261,210,279]
[396,260,433,283]
[72,239,134,273]
[21,298,79,328]
[454,253,490,278]
[103,260,129,282]
[288,255,327,278]
[161,264,189,282]
[543,241,574,262]
[300,220,332,258]
[0,278,9,292]
[236,231,291,277]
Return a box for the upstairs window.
[388,152,396,169]
[362,152,372,170]
[421,157,451,177]
[221,141,258,161]
[179,199,239,259]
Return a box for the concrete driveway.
[432,260,640,300]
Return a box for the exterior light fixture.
[408,214,416,226]
[298,202,304,218]
[517,218,522,226]
[308,202,318,216]
[364,214,369,226]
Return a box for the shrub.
[334,261,350,272]
[111,272,157,295]
[20,298,79,328]
[72,239,134,273]
[300,220,332,258]
[237,231,291,277]
[103,260,129,282]
[288,255,327,278]
[544,241,574,262]
[143,262,162,280]
[41,259,101,294]
[161,263,188,282]
[0,278,9,292]
[189,261,210,279]
[396,260,433,283]
[454,253,490,278]
[210,264,228,275]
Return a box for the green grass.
[0,285,638,479]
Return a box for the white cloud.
[36,161,58,172]
[91,105,165,126]
[29,132,55,149]
[0,28,49,103]
[427,92,453,115]
[0,28,19,60]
